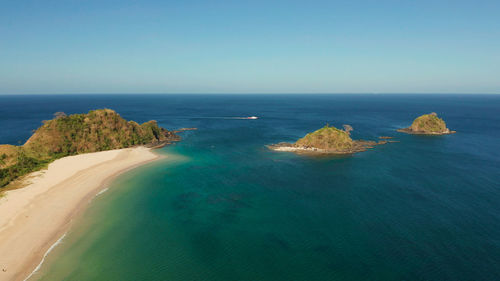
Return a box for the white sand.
[0,147,161,281]
[270,146,328,153]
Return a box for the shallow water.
[1,94,499,280]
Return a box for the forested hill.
[0,109,180,187]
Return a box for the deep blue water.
[1,94,500,280]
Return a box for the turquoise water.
[1,94,499,280]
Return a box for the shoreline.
[396,128,456,135]
[268,145,350,154]
[0,147,163,281]
[267,139,390,155]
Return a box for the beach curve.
[0,146,162,281]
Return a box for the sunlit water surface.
[1,94,499,281]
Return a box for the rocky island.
[397,112,456,135]
[0,109,180,188]
[268,124,387,154]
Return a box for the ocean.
[1,94,499,281]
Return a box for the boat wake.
[192,116,258,120]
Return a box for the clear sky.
[1,0,499,94]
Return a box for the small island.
[0,109,180,188]
[268,124,387,154]
[397,112,456,135]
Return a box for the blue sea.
[1,94,500,281]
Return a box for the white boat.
[247,116,258,119]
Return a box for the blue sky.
[1,0,499,94]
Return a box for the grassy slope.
[295,125,354,151]
[0,145,21,168]
[410,113,448,133]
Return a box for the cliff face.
[398,113,454,135]
[0,109,180,187]
[295,125,354,151]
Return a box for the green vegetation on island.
[0,109,180,188]
[397,113,455,135]
[295,125,354,151]
[268,124,389,154]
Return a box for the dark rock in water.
[265,233,292,251]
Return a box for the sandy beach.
[0,147,161,281]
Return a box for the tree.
[0,153,6,166]
[54,112,67,119]
[343,124,353,135]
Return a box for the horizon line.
[1,92,499,96]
